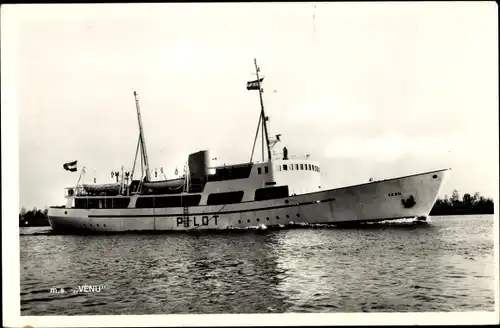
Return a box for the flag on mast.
[246,77,264,90]
[63,160,78,172]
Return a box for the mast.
[254,58,272,162]
[133,91,151,182]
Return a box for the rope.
[249,113,262,162]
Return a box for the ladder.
[182,206,189,228]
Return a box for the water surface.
[20,215,495,315]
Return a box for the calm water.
[20,215,495,315]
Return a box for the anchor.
[402,195,416,208]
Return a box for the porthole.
[286,214,290,218]
[96,224,99,227]
[257,218,260,222]
[103,224,106,227]
[285,200,289,204]
[296,213,300,217]
[64,211,67,215]
[276,216,280,220]
[247,219,250,223]
[267,217,270,221]
[432,174,437,179]
[238,220,241,224]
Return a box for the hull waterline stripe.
[86,197,337,218]
[48,216,424,234]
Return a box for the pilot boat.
[47,59,449,233]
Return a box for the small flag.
[63,160,78,172]
[246,77,264,90]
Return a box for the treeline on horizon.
[19,207,50,227]
[18,190,494,227]
[429,190,494,216]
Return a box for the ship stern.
[47,207,90,233]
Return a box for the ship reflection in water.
[20,215,494,315]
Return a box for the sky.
[2,2,498,210]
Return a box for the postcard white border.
[2,3,499,327]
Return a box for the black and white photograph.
[2,2,499,327]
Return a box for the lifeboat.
[82,183,121,193]
[142,178,185,189]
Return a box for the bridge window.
[300,164,304,170]
[153,195,201,207]
[295,164,299,170]
[283,164,288,171]
[75,198,87,209]
[207,191,244,205]
[264,166,268,174]
[289,164,294,171]
[113,198,130,209]
[87,198,101,209]
[257,167,262,174]
[136,197,154,208]
[207,164,253,182]
[277,165,281,171]
[254,186,289,201]
[308,164,312,170]
[76,197,130,209]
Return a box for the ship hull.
[48,169,448,233]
